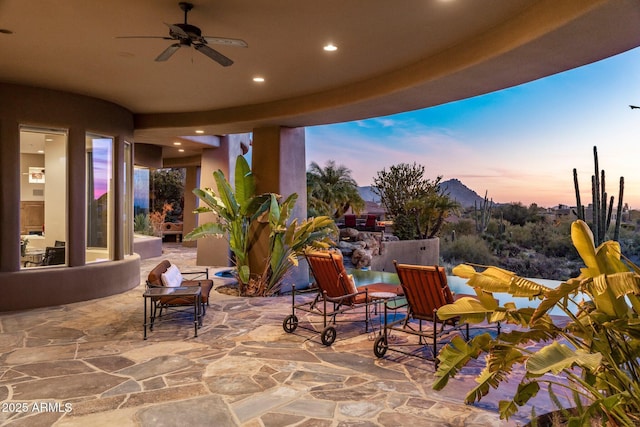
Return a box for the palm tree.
[307,160,365,218]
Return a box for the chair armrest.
[181,268,209,280]
[384,298,408,310]
[145,280,164,288]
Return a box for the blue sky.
[305,47,640,209]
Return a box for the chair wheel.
[321,326,337,346]
[373,335,388,358]
[283,314,298,333]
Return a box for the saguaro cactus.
[573,146,624,245]
[474,191,493,234]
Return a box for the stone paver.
[0,243,545,426]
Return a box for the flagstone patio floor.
[0,243,551,426]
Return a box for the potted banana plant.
[185,155,337,296]
[433,219,640,426]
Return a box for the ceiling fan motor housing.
[171,23,202,40]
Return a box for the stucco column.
[67,128,86,267]
[182,166,199,248]
[195,134,248,266]
[0,119,20,272]
[251,126,308,290]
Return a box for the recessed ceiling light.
[323,44,337,52]
[253,77,265,83]
[195,129,204,134]
[45,138,53,142]
[173,141,182,146]
[178,149,185,152]
[37,150,44,154]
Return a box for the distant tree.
[150,168,185,222]
[307,161,365,218]
[497,202,530,226]
[372,162,459,239]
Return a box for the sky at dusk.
[305,47,640,209]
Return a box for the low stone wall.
[371,237,440,272]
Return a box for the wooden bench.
[162,222,183,242]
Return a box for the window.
[86,134,113,262]
[19,127,67,268]
[134,167,151,235]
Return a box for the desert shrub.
[441,234,497,265]
[499,252,581,280]
[440,219,475,241]
[134,213,153,235]
[505,223,531,246]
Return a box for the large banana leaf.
[453,264,549,296]
[437,297,494,324]
[234,155,254,206]
[434,334,489,390]
[465,346,525,404]
[192,188,225,216]
[244,194,271,220]
[509,276,550,297]
[531,279,581,323]
[183,222,227,240]
[572,219,600,275]
[526,341,602,375]
[283,219,297,246]
[594,271,640,299]
[213,169,239,217]
[498,381,540,420]
[268,193,281,230]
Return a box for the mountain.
[440,178,486,208]
[359,179,485,209]
[358,186,380,203]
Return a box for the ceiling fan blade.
[194,44,233,67]
[204,37,248,48]
[116,36,172,40]
[155,43,181,61]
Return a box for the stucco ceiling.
[1,0,639,151]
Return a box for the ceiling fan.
[117,2,247,67]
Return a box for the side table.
[368,291,397,339]
[143,286,202,339]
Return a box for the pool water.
[349,268,564,316]
[214,269,236,279]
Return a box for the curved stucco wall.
[0,83,140,311]
[0,255,141,312]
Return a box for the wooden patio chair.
[373,261,499,365]
[282,249,403,345]
[363,214,383,232]
[146,260,213,320]
[343,214,357,228]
